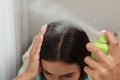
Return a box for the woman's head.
[40,21,91,80]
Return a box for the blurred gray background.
[21,0,120,56]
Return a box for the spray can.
[91,35,109,60]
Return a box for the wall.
[54,0,120,32]
[53,0,120,41]
[0,0,17,79]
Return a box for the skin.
[13,25,120,80]
[41,60,80,80]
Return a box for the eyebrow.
[43,69,53,75]
[60,72,75,77]
[43,68,75,76]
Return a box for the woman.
[14,21,120,80]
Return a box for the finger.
[103,31,119,57]
[39,24,47,36]
[31,25,47,55]
[35,35,43,57]
[86,43,108,62]
[84,66,94,77]
[84,66,104,80]
[84,56,100,69]
[35,24,47,40]
[35,25,47,55]
[30,36,40,56]
[84,66,97,80]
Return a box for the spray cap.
[98,35,108,43]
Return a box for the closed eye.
[44,71,52,75]
[60,73,75,78]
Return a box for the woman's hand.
[13,25,47,80]
[84,31,120,80]
[25,25,47,78]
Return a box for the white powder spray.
[29,0,101,36]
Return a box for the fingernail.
[86,43,92,47]
[101,30,107,33]
[41,24,47,31]
[39,24,47,34]
[84,56,89,62]
[86,43,93,50]
[84,66,89,72]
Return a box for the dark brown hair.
[40,21,91,79]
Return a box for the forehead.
[41,60,80,75]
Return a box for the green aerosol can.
[91,34,110,60]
